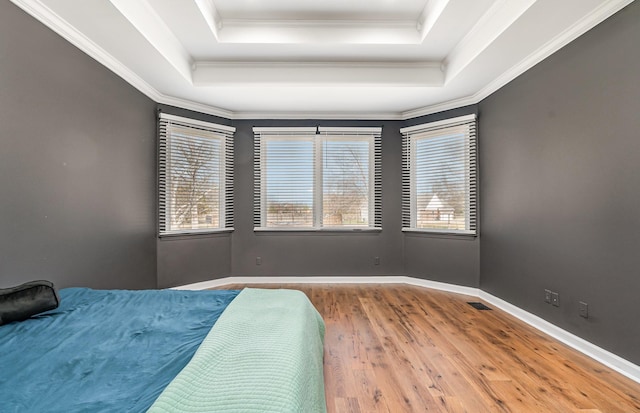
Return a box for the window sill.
[254,227,381,233]
[402,228,477,238]
[159,228,234,238]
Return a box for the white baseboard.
[173,275,640,384]
[171,275,403,290]
[478,290,640,385]
[400,276,480,297]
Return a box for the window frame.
[253,126,382,232]
[158,113,235,237]
[400,114,477,236]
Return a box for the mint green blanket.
[148,288,326,413]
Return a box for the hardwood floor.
[216,284,640,412]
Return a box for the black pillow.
[0,280,60,325]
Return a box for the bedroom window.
[158,113,235,236]
[253,127,382,231]
[401,114,477,235]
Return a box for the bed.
[0,287,326,413]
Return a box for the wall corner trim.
[172,275,640,384]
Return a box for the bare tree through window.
[168,134,221,231]
[323,141,370,226]
[257,130,380,229]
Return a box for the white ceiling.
[12,0,633,119]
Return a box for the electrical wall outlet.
[374,256,380,265]
[551,292,560,307]
[256,257,262,265]
[544,289,552,304]
[579,301,589,318]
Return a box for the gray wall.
[0,0,480,292]
[155,105,233,288]
[154,112,480,286]
[0,2,157,290]
[403,106,480,287]
[8,0,637,367]
[231,119,404,278]
[479,2,640,364]
[157,233,231,288]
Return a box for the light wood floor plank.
[216,283,640,412]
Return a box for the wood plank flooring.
[215,283,640,412]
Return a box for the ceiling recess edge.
[10,0,634,121]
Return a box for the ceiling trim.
[194,0,222,40]
[10,0,635,121]
[193,61,444,87]
[10,0,163,102]
[418,0,451,41]
[443,0,537,83]
[108,0,193,82]
[214,19,422,44]
[401,94,479,120]
[155,93,235,120]
[230,111,405,121]
[196,0,446,45]
[404,0,635,120]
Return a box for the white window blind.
[254,127,382,230]
[401,114,477,235]
[158,113,235,236]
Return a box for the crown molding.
[156,91,404,120]
[230,111,405,121]
[401,93,481,120]
[155,93,235,120]
[193,61,444,87]
[207,21,421,45]
[198,6,424,45]
[11,0,635,121]
[10,0,163,103]
[443,0,537,83]
[194,0,222,40]
[221,18,417,28]
[470,0,636,104]
[418,0,450,41]
[108,0,193,82]
[402,0,634,120]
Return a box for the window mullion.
[253,127,381,231]
[314,136,323,228]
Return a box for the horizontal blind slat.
[402,117,477,234]
[254,128,382,229]
[158,115,234,235]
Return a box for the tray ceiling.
[11,0,633,119]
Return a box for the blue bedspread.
[0,287,239,413]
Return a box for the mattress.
[149,288,327,413]
[0,286,326,412]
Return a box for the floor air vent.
[467,302,492,310]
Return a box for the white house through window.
[401,114,477,235]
